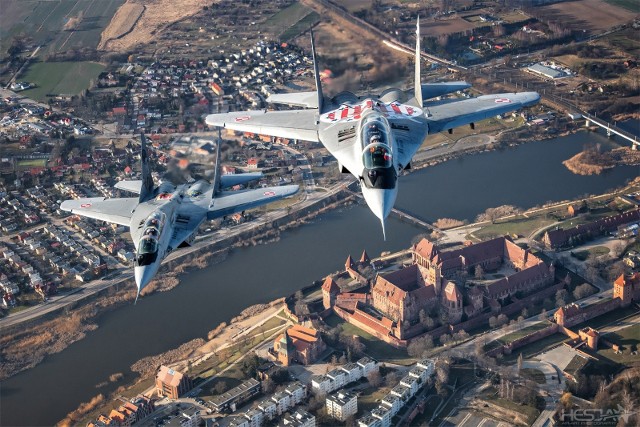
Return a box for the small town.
[0,0,639,426]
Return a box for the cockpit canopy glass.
[138,236,158,254]
[361,116,389,148]
[362,143,393,169]
[145,212,165,230]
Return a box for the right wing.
[425,92,540,134]
[208,185,299,219]
[60,197,138,226]
[267,92,319,109]
[205,110,319,142]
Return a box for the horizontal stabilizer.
[422,82,471,100]
[219,172,263,189]
[267,92,319,109]
[114,180,142,194]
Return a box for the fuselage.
[318,97,428,231]
[130,180,211,293]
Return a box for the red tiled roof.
[322,276,339,293]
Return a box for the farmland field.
[20,61,104,101]
[0,0,124,54]
[536,0,637,33]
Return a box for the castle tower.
[276,330,295,366]
[613,273,638,307]
[345,255,355,271]
[443,281,463,324]
[321,276,340,309]
[359,250,370,265]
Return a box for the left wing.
[207,185,299,219]
[425,92,540,134]
[205,110,319,142]
[60,197,138,226]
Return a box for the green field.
[17,158,48,168]
[473,215,557,240]
[280,12,320,42]
[572,246,610,261]
[520,368,546,384]
[0,0,124,54]
[604,0,640,12]
[263,2,312,34]
[20,61,104,101]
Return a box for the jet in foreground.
[205,19,540,238]
[61,135,298,301]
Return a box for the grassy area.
[599,323,640,364]
[572,246,610,261]
[263,2,311,35]
[488,396,540,425]
[20,61,105,101]
[324,313,413,365]
[254,316,287,334]
[572,305,639,331]
[17,158,48,168]
[604,0,640,12]
[280,12,320,42]
[356,385,391,413]
[500,322,551,344]
[502,333,568,362]
[472,215,557,240]
[520,368,547,384]
[340,321,413,365]
[0,0,123,54]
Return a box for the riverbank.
[563,146,640,175]
[0,192,354,382]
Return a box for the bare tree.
[367,370,382,387]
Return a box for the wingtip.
[134,288,141,305]
[381,218,387,241]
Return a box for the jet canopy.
[361,115,393,169]
[135,212,165,266]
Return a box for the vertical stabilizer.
[212,128,222,194]
[310,28,324,113]
[415,17,423,108]
[139,134,154,203]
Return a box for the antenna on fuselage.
[310,28,324,114]
[415,17,423,109]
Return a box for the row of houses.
[357,359,435,427]
[0,190,42,232]
[310,357,378,395]
[229,382,308,427]
[87,396,154,427]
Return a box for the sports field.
[20,61,104,101]
[0,0,124,54]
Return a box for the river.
[1,130,638,426]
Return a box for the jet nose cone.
[134,266,154,300]
[362,187,397,221]
[361,187,398,239]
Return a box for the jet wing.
[267,92,319,109]
[205,110,319,142]
[60,197,138,226]
[114,180,142,194]
[421,82,471,100]
[425,92,540,134]
[207,185,299,219]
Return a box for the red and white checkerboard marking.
[80,203,92,208]
[321,99,422,123]
[494,98,512,103]
[235,116,251,122]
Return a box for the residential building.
[357,414,382,427]
[326,368,348,389]
[257,399,277,420]
[278,409,315,427]
[244,409,264,427]
[341,363,362,383]
[155,366,192,399]
[310,375,333,395]
[357,357,378,377]
[285,382,307,405]
[371,406,392,427]
[326,391,358,421]
[210,378,261,412]
[272,391,291,415]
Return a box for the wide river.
[1,131,638,426]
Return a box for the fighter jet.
[61,135,298,302]
[205,19,540,238]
